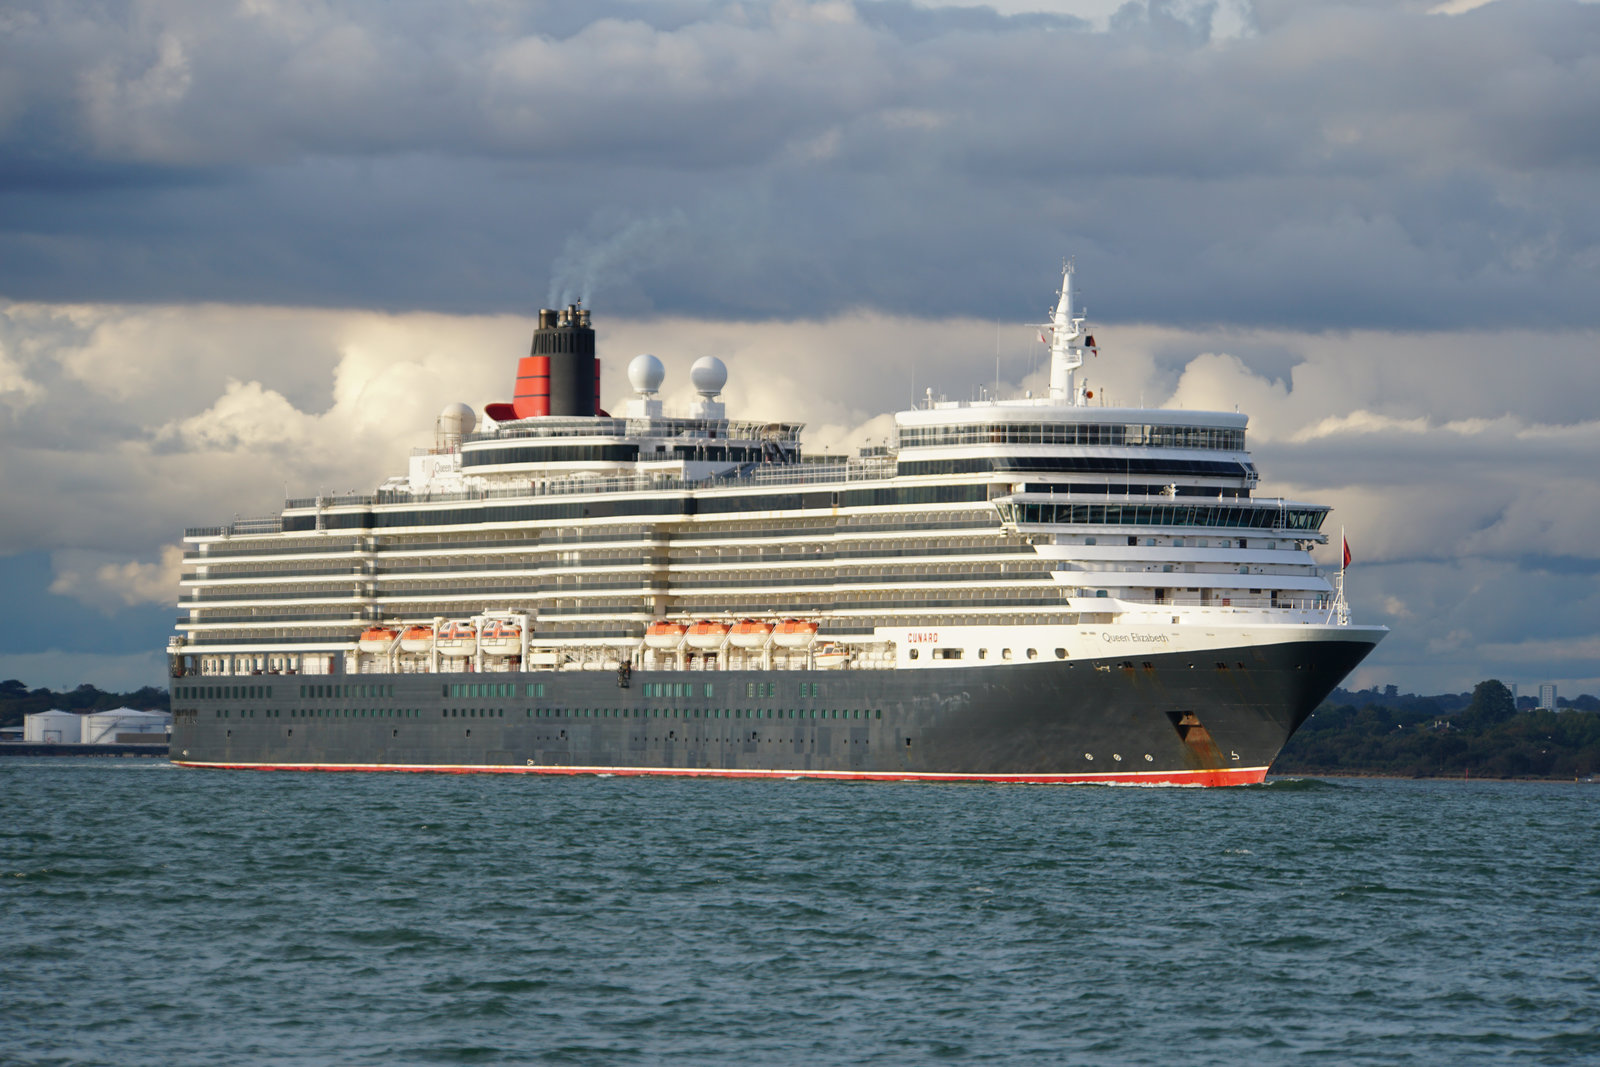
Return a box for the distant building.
[1539,684,1557,711]
[80,708,171,744]
[23,710,84,743]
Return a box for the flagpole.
[1336,525,1349,625]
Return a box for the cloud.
[1,2,1598,327]
[50,545,185,609]
[0,339,43,411]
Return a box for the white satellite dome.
[627,354,665,395]
[690,356,728,398]
[438,402,476,436]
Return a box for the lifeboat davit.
[729,619,773,649]
[358,627,399,654]
[644,620,687,649]
[400,625,434,654]
[479,618,523,656]
[685,620,730,650]
[773,619,819,648]
[435,620,477,655]
[814,642,849,668]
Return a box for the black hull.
[170,638,1377,785]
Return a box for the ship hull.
[170,635,1377,785]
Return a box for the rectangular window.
[704,683,714,698]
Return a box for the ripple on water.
[2,764,1597,1065]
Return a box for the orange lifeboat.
[644,620,687,649]
[400,625,434,654]
[479,618,523,656]
[435,620,477,654]
[773,618,819,648]
[685,619,730,650]
[729,619,773,649]
[358,627,399,654]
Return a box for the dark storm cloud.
[0,0,1597,326]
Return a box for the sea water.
[2,761,1596,1065]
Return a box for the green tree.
[1463,679,1516,729]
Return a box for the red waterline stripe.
[170,761,1269,787]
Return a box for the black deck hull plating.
[170,638,1376,784]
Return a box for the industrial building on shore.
[21,708,171,745]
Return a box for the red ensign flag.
[1343,536,1352,568]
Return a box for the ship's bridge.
[895,404,1257,492]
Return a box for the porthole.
[1113,753,1123,762]
[1026,649,1038,660]
[1084,753,1094,760]
[1055,648,1067,659]
[1144,754,1153,762]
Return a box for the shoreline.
[1272,769,1597,784]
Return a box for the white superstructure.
[170,266,1373,683]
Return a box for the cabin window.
[908,649,919,660]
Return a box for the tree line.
[1275,679,1600,779]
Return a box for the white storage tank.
[24,709,84,744]
[80,708,171,744]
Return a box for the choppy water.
[2,761,1597,1065]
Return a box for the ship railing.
[254,457,903,525]
[185,517,285,539]
[700,459,897,489]
[284,495,377,509]
[464,417,803,445]
[355,459,899,509]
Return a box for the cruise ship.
[168,265,1386,784]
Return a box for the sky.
[1,0,1597,697]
